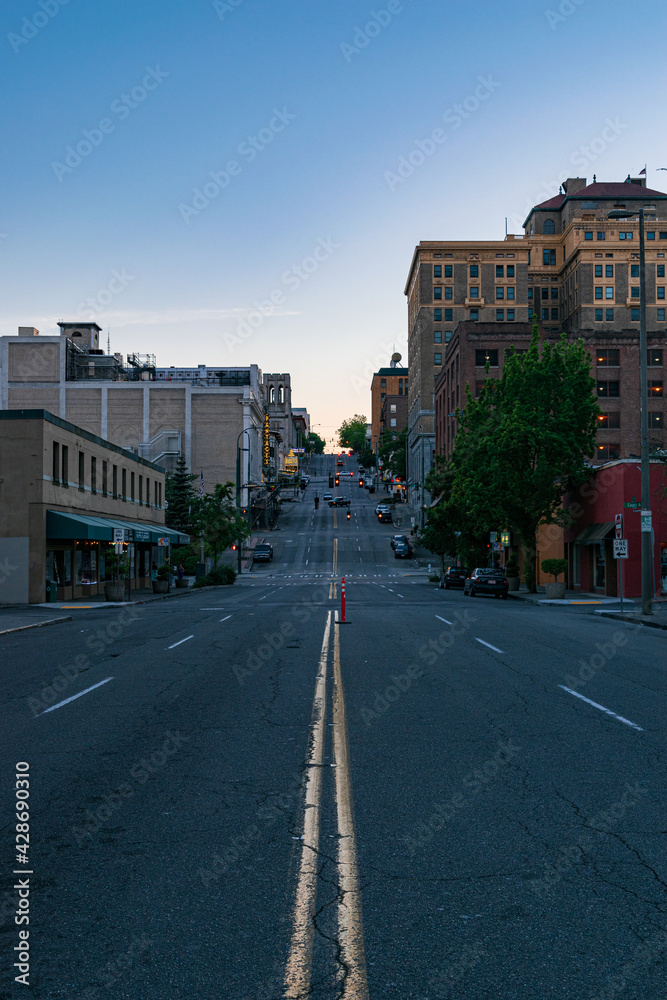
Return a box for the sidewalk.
[508,584,667,630]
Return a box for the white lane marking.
[387,588,394,593]
[396,593,405,599]
[41,677,114,715]
[258,594,269,601]
[435,615,453,625]
[306,559,309,566]
[219,615,232,622]
[476,638,504,653]
[358,546,361,551]
[558,686,643,731]
[168,635,194,649]
[199,607,225,610]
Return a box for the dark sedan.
[464,567,509,598]
[443,566,469,589]
[394,541,411,558]
[252,543,273,563]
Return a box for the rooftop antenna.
[107,328,110,355]
[505,216,507,237]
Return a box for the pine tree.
[165,456,200,535]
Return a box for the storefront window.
[661,544,667,596]
[595,541,606,589]
[50,550,72,587]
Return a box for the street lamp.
[235,428,251,575]
[607,207,652,613]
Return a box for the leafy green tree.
[378,426,407,479]
[358,444,377,468]
[199,482,251,564]
[305,432,325,455]
[165,456,201,535]
[337,415,368,454]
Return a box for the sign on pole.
[641,510,652,533]
[157,537,170,547]
[615,513,623,539]
[489,532,497,543]
[113,528,125,544]
[613,539,628,559]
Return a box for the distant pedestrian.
[177,562,185,580]
[151,561,158,582]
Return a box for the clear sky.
[2,0,666,449]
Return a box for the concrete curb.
[591,611,667,632]
[0,616,72,636]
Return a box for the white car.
[323,492,333,501]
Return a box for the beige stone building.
[0,410,187,604]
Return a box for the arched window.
[278,385,284,404]
[269,386,275,404]
[543,219,555,235]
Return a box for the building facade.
[370,366,408,452]
[0,410,188,604]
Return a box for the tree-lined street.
[1,455,665,998]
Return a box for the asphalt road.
[1,452,665,999]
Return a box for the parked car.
[443,566,469,589]
[375,503,390,515]
[390,534,410,550]
[329,496,351,507]
[253,543,274,563]
[463,567,509,598]
[378,510,393,523]
[394,541,411,558]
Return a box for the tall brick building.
[370,364,408,452]
[405,175,667,467]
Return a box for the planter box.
[104,583,126,602]
[152,580,170,594]
[506,576,520,592]
[175,579,189,589]
[544,581,566,599]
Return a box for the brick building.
[370,365,408,452]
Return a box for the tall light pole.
[608,207,652,613]
[235,427,251,575]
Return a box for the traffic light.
[359,479,364,487]
[335,476,339,486]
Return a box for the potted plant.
[542,558,568,599]
[153,564,171,594]
[104,551,129,602]
[505,557,520,592]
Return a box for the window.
[605,287,614,299]
[121,468,127,500]
[470,309,478,321]
[78,451,85,490]
[632,308,640,321]
[597,232,605,241]
[61,445,69,486]
[596,444,620,461]
[507,309,515,321]
[444,309,453,321]
[661,233,667,240]
[138,475,143,504]
[595,265,603,277]
[445,264,452,278]
[542,308,549,320]
[658,287,666,300]
[528,288,533,300]
[496,287,504,300]
[542,288,549,300]
[648,381,663,396]
[91,457,97,494]
[647,231,655,240]
[470,264,479,277]
[543,219,555,234]
[390,403,396,413]
[434,353,442,366]
[550,287,558,299]
[507,287,515,300]
[380,378,386,388]
[606,309,614,321]
[507,265,515,277]
[649,350,663,367]
[595,309,603,321]
[649,412,664,428]
[496,310,504,321]
[434,331,442,344]
[658,309,666,322]
[398,378,404,395]
[112,464,118,497]
[584,231,593,240]
[434,264,442,277]
[596,350,620,366]
[631,287,640,299]
[551,308,559,320]
[390,418,397,427]
[543,249,556,265]
[444,286,453,300]
[130,471,135,501]
[146,478,150,506]
[597,381,620,397]
[597,412,620,428]
[52,442,59,483]
[658,265,665,278]
[595,287,603,299]
[102,461,108,496]
[469,287,479,298]
[631,264,639,277]
[434,308,442,321]
[619,231,633,240]
[474,381,486,398]
[496,265,504,277]
[605,265,614,278]
[475,349,498,367]
[434,287,442,300]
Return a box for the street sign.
[113,528,125,544]
[613,539,628,559]
[624,496,641,509]
[489,532,497,543]
[641,510,652,533]
[500,531,511,547]
[615,513,623,539]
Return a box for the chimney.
[630,176,647,188]
[18,327,39,337]
[562,177,587,195]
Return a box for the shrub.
[541,558,568,582]
[505,558,519,577]
[428,573,441,583]
[157,564,171,581]
[193,565,237,587]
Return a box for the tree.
[378,426,407,479]
[304,431,325,455]
[337,415,367,454]
[358,444,376,468]
[199,482,251,564]
[165,456,201,535]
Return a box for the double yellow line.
[283,611,369,998]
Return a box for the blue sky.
[1,0,666,447]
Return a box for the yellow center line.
[283,611,332,998]
[333,612,370,998]
[333,536,338,576]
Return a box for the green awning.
[46,511,189,545]
[573,522,615,544]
